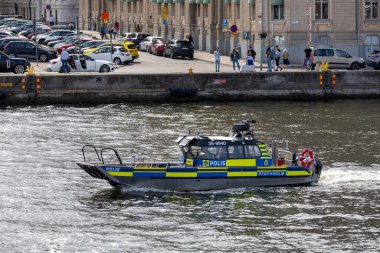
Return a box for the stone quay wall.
[0,71,379,105]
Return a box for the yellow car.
[83,41,139,61]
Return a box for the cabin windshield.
[190,146,228,159]
[188,144,262,159]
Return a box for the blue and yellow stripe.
[101,164,311,178]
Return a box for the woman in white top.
[214,47,221,72]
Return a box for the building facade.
[78,0,380,63]
[0,0,79,24]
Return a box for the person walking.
[68,22,75,31]
[214,47,221,72]
[60,48,69,73]
[304,44,312,70]
[282,49,290,71]
[49,14,55,26]
[113,22,119,39]
[230,48,240,72]
[100,25,106,40]
[266,46,272,72]
[276,47,282,71]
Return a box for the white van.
[313,47,365,70]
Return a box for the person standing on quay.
[187,34,194,47]
[214,47,221,72]
[304,44,313,70]
[247,46,256,61]
[49,14,55,26]
[266,46,272,72]
[60,48,69,73]
[230,48,240,72]
[282,49,290,71]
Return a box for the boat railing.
[81,145,101,163]
[81,145,123,165]
[100,148,123,165]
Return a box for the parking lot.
[29,50,242,74]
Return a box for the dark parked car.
[0,51,30,74]
[365,49,380,70]
[163,39,194,59]
[0,37,28,51]
[3,41,57,62]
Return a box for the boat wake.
[319,163,380,189]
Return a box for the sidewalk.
[81,29,303,72]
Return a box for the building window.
[315,35,331,46]
[250,5,256,20]
[236,4,240,19]
[365,35,379,57]
[225,4,231,19]
[365,0,378,19]
[171,3,175,16]
[315,0,329,19]
[197,4,200,17]
[181,4,185,16]
[204,4,208,18]
[273,35,284,46]
[273,4,284,20]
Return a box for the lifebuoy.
[298,148,314,168]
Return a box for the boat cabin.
[176,120,274,167]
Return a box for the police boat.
[77,120,323,191]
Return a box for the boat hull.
[77,162,322,191]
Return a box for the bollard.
[25,66,37,94]
[188,68,193,74]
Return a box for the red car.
[57,38,93,54]
[149,39,167,56]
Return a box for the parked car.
[86,46,132,65]
[140,36,163,52]
[365,49,380,70]
[129,33,151,50]
[3,41,57,62]
[84,41,138,61]
[45,32,77,46]
[312,47,365,70]
[0,36,28,51]
[36,30,74,44]
[55,38,93,54]
[149,39,167,56]
[0,51,30,74]
[78,40,106,53]
[163,39,194,59]
[47,54,115,73]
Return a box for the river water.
[0,100,379,252]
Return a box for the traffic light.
[259,33,267,39]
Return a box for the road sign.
[231,31,237,36]
[103,18,108,24]
[222,19,228,27]
[230,25,237,33]
[162,8,167,24]
[243,31,251,40]
[102,12,109,19]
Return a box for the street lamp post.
[29,0,32,20]
[260,0,264,71]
